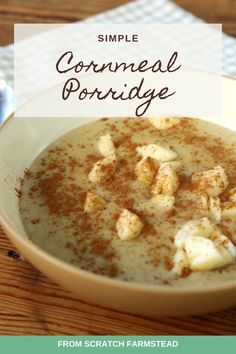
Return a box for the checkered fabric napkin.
[0,0,235,89]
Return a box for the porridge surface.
[19,118,236,287]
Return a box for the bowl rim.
[1,75,236,295]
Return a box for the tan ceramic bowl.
[0,76,236,317]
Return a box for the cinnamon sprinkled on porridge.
[19,118,236,287]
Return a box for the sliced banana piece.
[208,197,221,223]
[136,144,178,162]
[135,157,158,186]
[151,164,179,196]
[88,157,116,183]
[84,192,106,212]
[173,217,236,273]
[191,166,229,197]
[184,236,233,271]
[98,133,116,158]
[116,209,144,241]
[150,194,175,212]
[149,117,181,130]
[174,217,215,248]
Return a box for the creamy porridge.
[19,117,236,287]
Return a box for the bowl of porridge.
[0,76,236,317]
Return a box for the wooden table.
[1,226,236,335]
[1,0,236,335]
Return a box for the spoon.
[0,80,14,124]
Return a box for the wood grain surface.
[1,226,236,335]
[1,0,236,336]
[174,0,236,37]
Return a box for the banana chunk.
[208,197,221,223]
[184,236,233,271]
[149,117,181,130]
[136,144,178,162]
[116,209,144,241]
[229,187,236,202]
[150,194,175,212]
[152,164,179,196]
[221,202,236,218]
[135,157,158,186]
[88,157,116,183]
[174,217,215,248]
[172,249,190,275]
[84,192,106,212]
[98,133,116,158]
[191,166,229,197]
[173,217,236,273]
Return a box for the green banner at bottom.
[0,336,235,354]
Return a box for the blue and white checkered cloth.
[0,0,235,89]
